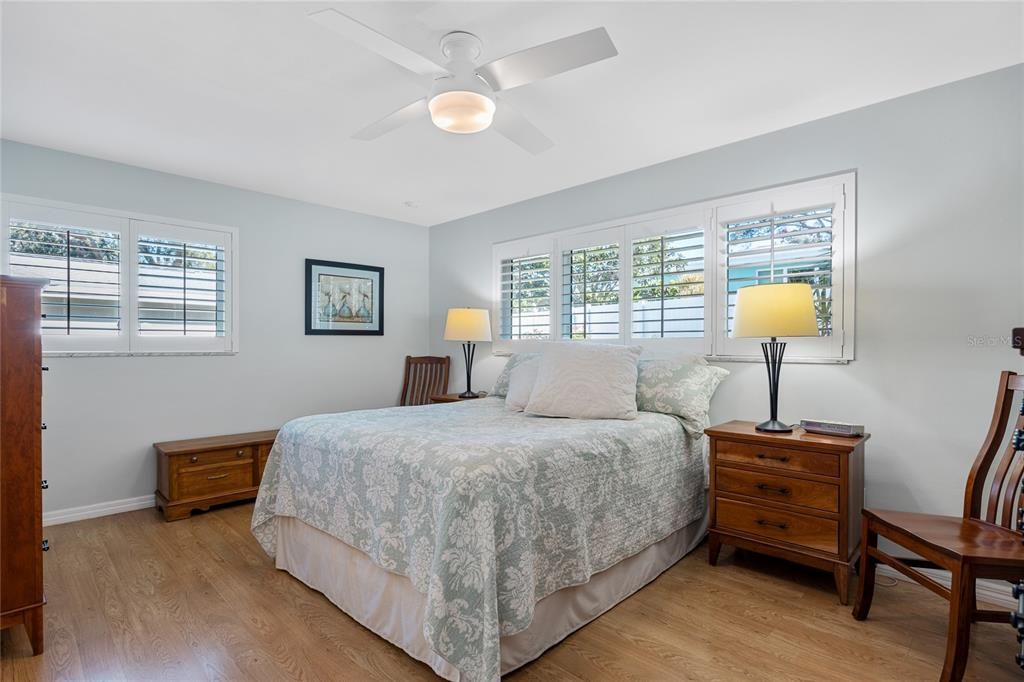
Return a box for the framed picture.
[305,259,384,335]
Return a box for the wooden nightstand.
[429,392,488,404]
[706,420,869,604]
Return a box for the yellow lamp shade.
[444,308,492,342]
[732,283,819,338]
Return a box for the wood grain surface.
[0,502,1018,681]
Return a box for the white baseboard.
[877,565,1015,610]
[43,494,155,527]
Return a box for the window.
[10,221,123,335]
[2,197,238,355]
[133,220,230,352]
[632,229,704,339]
[725,207,833,336]
[499,253,551,340]
[561,241,619,339]
[714,174,850,360]
[492,172,855,361]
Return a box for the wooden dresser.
[154,430,278,521]
[706,420,869,604]
[0,275,48,654]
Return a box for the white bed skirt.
[274,503,708,680]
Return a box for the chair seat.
[865,508,1024,567]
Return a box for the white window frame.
[493,235,553,353]
[557,225,626,343]
[625,207,712,356]
[490,172,856,363]
[2,200,131,353]
[1,194,240,356]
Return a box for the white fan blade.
[476,27,617,92]
[492,102,553,155]
[309,8,449,79]
[353,98,428,140]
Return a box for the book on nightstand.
[799,419,865,438]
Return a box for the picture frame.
[304,258,384,335]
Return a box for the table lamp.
[732,283,819,432]
[444,308,492,398]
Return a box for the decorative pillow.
[491,352,541,397]
[525,344,642,420]
[504,356,542,412]
[636,359,729,434]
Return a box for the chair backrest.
[399,355,450,406]
[964,370,1024,531]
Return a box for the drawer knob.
[190,456,199,463]
[755,483,791,496]
[237,449,245,457]
[207,473,228,481]
[755,518,789,530]
[756,453,789,463]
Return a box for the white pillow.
[505,356,541,412]
[525,343,642,420]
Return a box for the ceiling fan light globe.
[428,90,495,134]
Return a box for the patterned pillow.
[636,358,729,434]
[490,352,541,397]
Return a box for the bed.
[252,397,708,681]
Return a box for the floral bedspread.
[252,398,706,681]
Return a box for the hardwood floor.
[1,502,1018,681]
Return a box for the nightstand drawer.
[716,440,839,477]
[717,498,838,554]
[716,467,839,513]
[177,461,253,500]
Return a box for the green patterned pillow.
[491,353,541,397]
[636,358,729,434]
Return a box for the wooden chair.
[399,355,450,406]
[852,370,1024,681]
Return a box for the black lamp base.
[755,419,792,433]
[757,338,791,434]
[460,342,478,400]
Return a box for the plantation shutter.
[9,221,122,334]
[561,241,620,339]
[631,229,704,338]
[724,206,833,336]
[137,233,226,337]
[499,254,551,339]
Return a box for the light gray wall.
[430,65,1024,516]
[1,140,431,514]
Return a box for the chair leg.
[940,563,973,682]
[852,520,878,620]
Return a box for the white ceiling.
[2,2,1021,226]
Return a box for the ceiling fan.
[309,8,619,154]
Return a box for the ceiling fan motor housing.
[429,31,495,134]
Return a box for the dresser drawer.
[716,467,839,513]
[717,498,838,554]
[716,440,839,477]
[171,446,254,475]
[177,462,253,500]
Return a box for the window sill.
[492,349,850,365]
[709,355,850,365]
[43,350,239,358]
